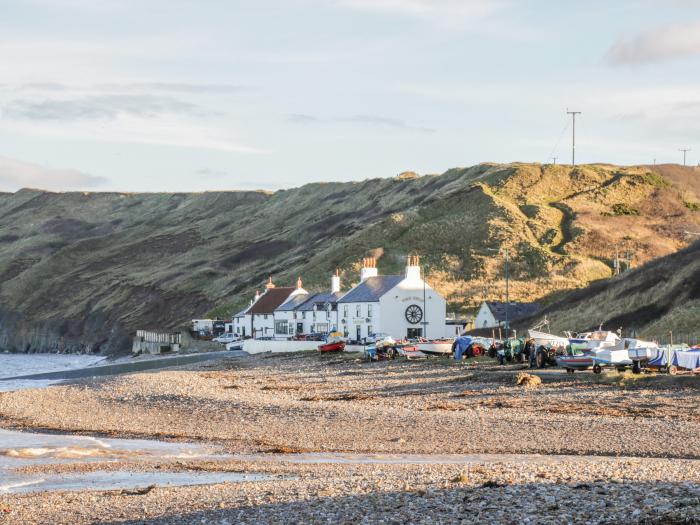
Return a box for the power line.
[679,148,691,166]
[566,110,581,166]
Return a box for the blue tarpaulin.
[453,336,472,360]
[649,348,700,370]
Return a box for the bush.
[611,203,640,216]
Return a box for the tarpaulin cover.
[674,349,700,370]
[453,336,472,360]
[649,348,700,370]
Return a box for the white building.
[231,277,303,339]
[274,271,343,337]
[337,256,446,342]
[474,301,540,329]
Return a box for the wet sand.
[0,351,698,523]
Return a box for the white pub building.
[231,256,448,342]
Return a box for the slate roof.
[233,306,249,318]
[337,275,404,303]
[276,293,310,312]
[297,291,344,311]
[248,287,295,315]
[485,301,540,322]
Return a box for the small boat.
[568,330,620,351]
[318,341,345,353]
[416,339,454,355]
[318,332,346,353]
[556,353,594,373]
[528,329,569,349]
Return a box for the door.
[356,326,361,342]
[296,323,304,334]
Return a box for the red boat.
[318,341,345,353]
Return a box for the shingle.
[337,275,403,303]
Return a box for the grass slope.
[0,163,697,353]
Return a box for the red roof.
[248,287,295,314]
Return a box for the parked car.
[363,332,390,345]
[213,333,240,344]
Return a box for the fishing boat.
[416,339,454,356]
[567,330,620,351]
[318,333,346,353]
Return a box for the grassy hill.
[521,240,700,340]
[0,162,698,353]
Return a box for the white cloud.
[606,21,700,65]
[0,156,107,191]
[335,0,508,28]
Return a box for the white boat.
[416,340,454,355]
[568,330,620,351]
[527,329,569,349]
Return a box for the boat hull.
[416,342,453,355]
[556,355,593,370]
[318,342,345,353]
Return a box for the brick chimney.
[331,268,341,293]
[405,255,421,281]
[265,276,275,289]
[360,257,378,282]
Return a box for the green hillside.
[0,162,698,353]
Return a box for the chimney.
[331,268,341,293]
[265,276,275,289]
[405,255,421,281]
[297,276,303,289]
[253,289,261,302]
[360,257,378,282]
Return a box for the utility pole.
[551,156,558,165]
[679,148,691,166]
[566,110,581,166]
[504,248,510,336]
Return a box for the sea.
[0,353,107,392]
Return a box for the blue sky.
[1,0,700,192]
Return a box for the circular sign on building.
[405,304,423,324]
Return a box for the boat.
[318,332,346,353]
[318,341,345,353]
[568,330,620,351]
[416,339,454,355]
[527,329,569,349]
[555,353,594,373]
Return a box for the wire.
[547,119,570,164]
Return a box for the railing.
[649,333,699,346]
[135,330,181,345]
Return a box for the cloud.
[606,21,700,65]
[97,82,249,94]
[335,0,508,27]
[288,113,434,132]
[337,114,435,132]
[3,94,205,121]
[0,156,107,191]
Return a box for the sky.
[1,0,700,192]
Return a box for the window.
[264,314,268,320]
[275,320,288,334]
[302,312,306,319]
[367,304,372,318]
[356,304,361,317]
[343,305,348,318]
[407,328,423,338]
[288,325,294,335]
[367,325,372,337]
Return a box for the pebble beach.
[0,351,698,524]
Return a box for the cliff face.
[0,163,698,354]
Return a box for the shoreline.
[0,351,698,524]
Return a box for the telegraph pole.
[679,148,691,166]
[551,156,558,165]
[567,110,581,166]
[504,248,510,336]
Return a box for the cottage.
[337,256,446,342]
[474,301,540,329]
[231,277,303,339]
